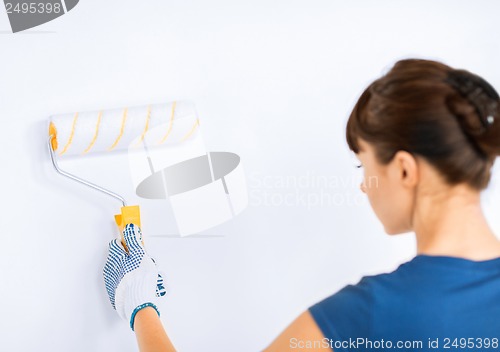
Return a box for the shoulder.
[308,275,375,341]
[308,258,418,342]
[264,310,331,352]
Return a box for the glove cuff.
[130,302,160,331]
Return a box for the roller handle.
[115,205,143,251]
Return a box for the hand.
[103,224,167,330]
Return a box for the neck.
[413,184,500,260]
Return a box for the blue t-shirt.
[309,254,500,351]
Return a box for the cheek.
[364,174,386,217]
[365,174,412,234]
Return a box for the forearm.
[134,307,177,352]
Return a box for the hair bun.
[445,70,498,133]
[445,69,500,158]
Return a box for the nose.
[360,181,367,193]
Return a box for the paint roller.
[47,101,200,248]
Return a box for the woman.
[103,58,500,351]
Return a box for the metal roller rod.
[48,135,127,207]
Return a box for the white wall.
[1,1,500,351]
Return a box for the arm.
[134,307,176,352]
[105,225,328,352]
[264,310,332,352]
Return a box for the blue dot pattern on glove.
[103,224,145,309]
[156,273,167,297]
[151,256,167,297]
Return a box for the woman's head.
[347,59,500,234]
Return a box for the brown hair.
[346,58,500,190]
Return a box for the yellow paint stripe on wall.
[108,108,128,151]
[83,111,102,154]
[59,112,79,156]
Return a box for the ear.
[391,150,419,187]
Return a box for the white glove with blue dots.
[103,224,167,330]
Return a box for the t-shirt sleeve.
[308,276,374,349]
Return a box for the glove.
[103,224,167,330]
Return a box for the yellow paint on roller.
[83,111,102,154]
[48,122,58,151]
[181,118,200,142]
[159,101,177,144]
[136,105,151,146]
[59,112,79,156]
[108,108,128,151]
